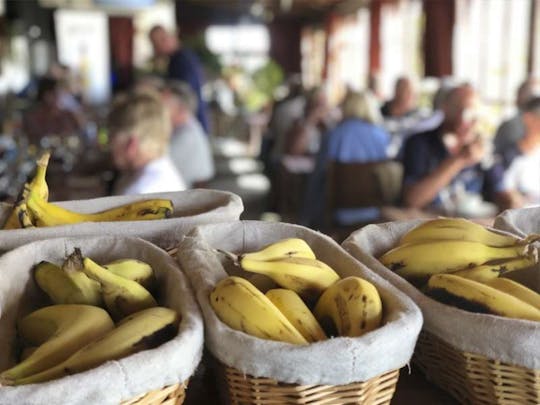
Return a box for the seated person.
[493,78,536,158]
[500,97,540,208]
[401,84,504,211]
[161,80,214,188]
[302,90,390,226]
[23,76,81,146]
[283,87,331,156]
[381,76,418,118]
[108,90,186,195]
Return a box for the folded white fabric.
[343,220,540,371]
[176,220,422,385]
[0,236,204,405]
[495,206,540,237]
[0,189,243,252]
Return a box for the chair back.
[326,160,403,211]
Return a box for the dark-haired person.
[23,77,81,145]
[500,96,540,208]
[149,25,209,134]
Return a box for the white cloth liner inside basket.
[176,220,423,386]
[0,236,204,405]
[0,189,243,253]
[342,220,540,371]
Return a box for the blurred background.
[0,0,539,240]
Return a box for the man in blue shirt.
[401,84,504,210]
[149,25,209,134]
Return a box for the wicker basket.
[216,362,399,405]
[413,331,540,405]
[121,382,187,405]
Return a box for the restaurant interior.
[0,0,540,402]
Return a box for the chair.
[325,160,404,241]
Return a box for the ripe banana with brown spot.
[483,278,540,310]
[450,257,536,282]
[210,276,308,345]
[26,190,173,227]
[265,288,327,342]
[239,238,316,261]
[34,249,103,306]
[240,256,340,302]
[0,305,114,385]
[400,218,523,247]
[103,258,156,292]
[81,254,157,320]
[426,274,540,321]
[379,240,532,281]
[7,307,179,385]
[313,276,383,337]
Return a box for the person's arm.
[403,138,484,209]
[284,121,310,156]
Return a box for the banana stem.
[215,249,240,266]
[524,234,540,244]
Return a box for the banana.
[0,305,114,384]
[239,238,316,261]
[34,250,102,306]
[3,152,51,229]
[82,255,157,320]
[313,277,383,338]
[7,307,179,385]
[210,276,308,345]
[20,347,38,362]
[484,278,540,310]
[103,259,156,292]
[379,241,531,280]
[26,190,173,227]
[400,218,523,247]
[240,256,340,302]
[450,257,536,282]
[426,274,540,321]
[265,289,327,342]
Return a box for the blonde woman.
[108,90,187,195]
[300,89,390,227]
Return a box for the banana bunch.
[210,238,384,343]
[379,218,540,321]
[379,218,537,284]
[2,152,174,229]
[34,248,158,320]
[0,306,179,386]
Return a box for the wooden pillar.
[423,0,455,77]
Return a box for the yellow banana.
[265,289,327,342]
[450,257,536,282]
[379,241,531,280]
[103,259,156,292]
[8,307,179,385]
[34,250,103,306]
[240,256,340,302]
[82,255,157,320]
[3,152,50,229]
[0,305,114,384]
[484,278,540,310]
[240,238,316,261]
[400,218,523,247]
[210,276,308,345]
[20,347,38,362]
[314,277,383,338]
[26,190,173,227]
[427,274,540,321]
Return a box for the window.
[205,24,270,72]
[301,26,326,89]
[454,0,531,117]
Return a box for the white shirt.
[503,147,540,205]
[169,118,214,187]
[114,156,187,196]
